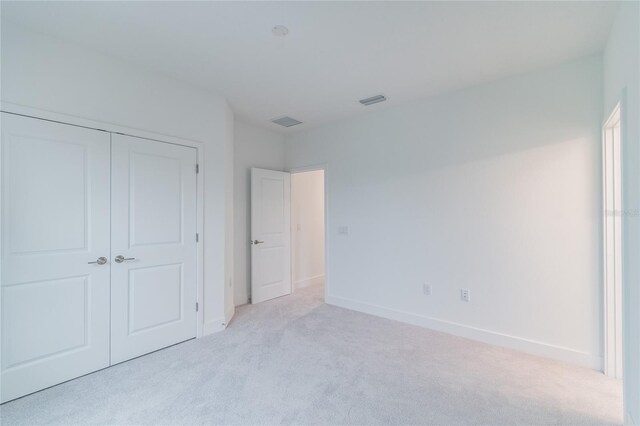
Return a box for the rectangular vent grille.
[359,95,387,106]
[272,116,302,127]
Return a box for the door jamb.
[602,100,623,378]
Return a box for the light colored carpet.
[0,284,622,425]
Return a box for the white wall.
[603,2,640,423]
[223,105,235,325]
[233,120,286,305]
[291,170,325,289]
[285,56,603,368]
[1,22,234,334]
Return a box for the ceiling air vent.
[272,116,302,128]
[359,94,387,106]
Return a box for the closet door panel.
[110,134,197,364]
[1,113,111,403]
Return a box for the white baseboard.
[234,295,249,307]
[225,305,235,325]
[326,294,602,370]
[294,274,325,290]
[202,318,227,336]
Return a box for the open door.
[250,168,291,304]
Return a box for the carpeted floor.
[0,284,622,425]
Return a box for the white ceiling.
[2,1,619,133]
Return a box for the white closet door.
[110,134,197,364]
[1,113,111,403]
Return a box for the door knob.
[88,257,108,265]
[251,240,265,245]
[114,255,136,263]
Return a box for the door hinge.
[195,164,199,174]
[196,233,199,242]
[196,302,199,312]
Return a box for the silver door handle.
[251,240,264,245]
[114,255,136,263]
[88,257,108,265]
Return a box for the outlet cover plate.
[423,284,432,296]
[461,289,471,302]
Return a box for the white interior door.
[1,113,111,403]
[251,168,291,304]
[110,134,197,364]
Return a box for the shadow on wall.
[286,56,603,360]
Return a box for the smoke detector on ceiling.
[272,25,289,36]
[272,116,302,128]
[359,94,387,106]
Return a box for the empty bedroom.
[0,1,638,425]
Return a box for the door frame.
[602,99,623,378]
[0,102,206,338]
[288,163,329,302]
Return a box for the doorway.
[291,169,326,300]
[603,102,623,379]
[249,166,326,304]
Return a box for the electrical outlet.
[423,284,432,296]
[460,289,470,302]
[338,225,349,235]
